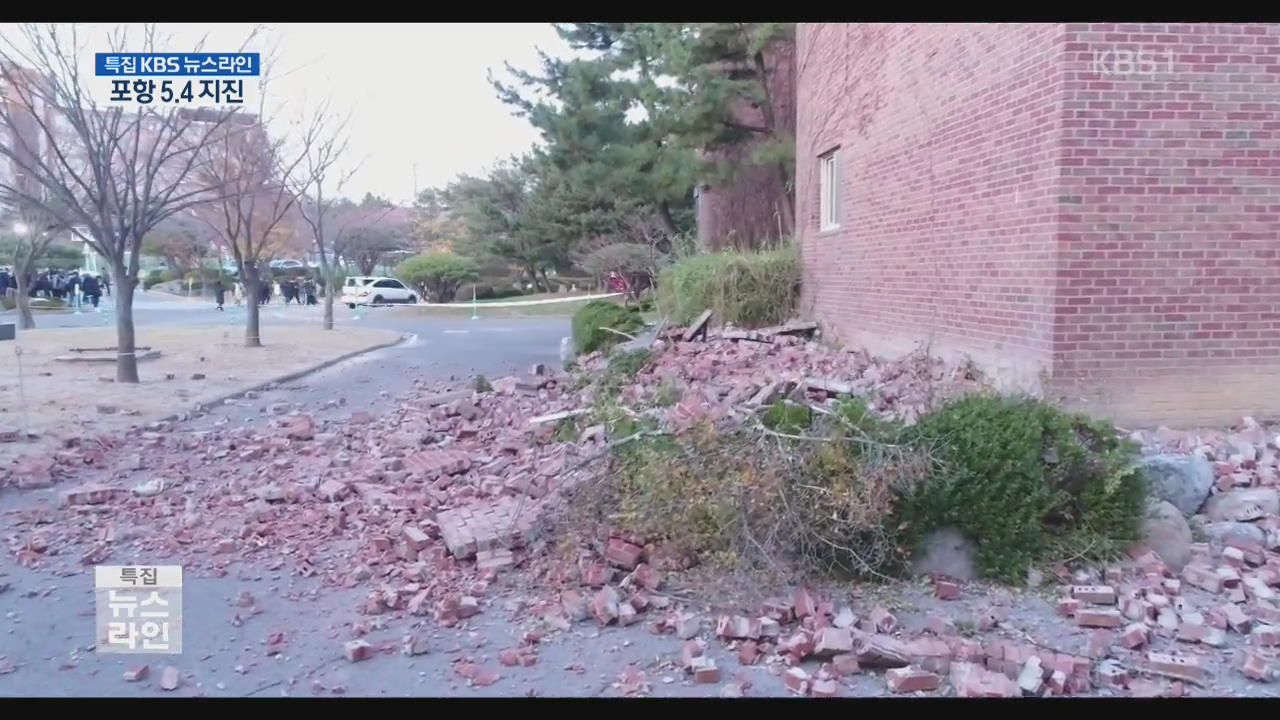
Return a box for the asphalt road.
[3,290,570,383]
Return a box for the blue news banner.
[94,53,260,106]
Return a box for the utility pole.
[412,162,419,203]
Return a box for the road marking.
[479,327,514,333]
[442,330,469,335]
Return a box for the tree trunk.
[112,262,140,383]
[538,268,551,293]
[323,272,336,330]
[658,201,679,238]
[14,272,34,329]
[242,264,263,348]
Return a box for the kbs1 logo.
[93,53,260,108]
[1091,48,1175,78]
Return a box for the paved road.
[4,291,570,383]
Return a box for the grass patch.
[761,401,811,434]
[657,244,798,328]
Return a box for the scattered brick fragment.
[160,666,180,691]
[886,666,940,693]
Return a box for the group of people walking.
[210,276,317,311]
[0,268,108,308]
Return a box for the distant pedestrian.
[81,274,101,308]
[66,272,80,309]
[258,279,271,306]
[51,272,65,300]
[101,273,111,297]
[303,279,317,306]
[233,281,244,306]
[212,280,226,311]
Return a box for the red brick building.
[796,23,1280,426]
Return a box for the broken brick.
[783,667,810,696]
[934,579,960,600]
[344,639,373,662]
[604,538,644,570]
[832,653,860,676]
[716,615,753,640]
[1176,623,1226,647]
[1237,651,1277,683]
[690,656,720,684]
[1072,585,1117,605]
[811,678,839,698]
[1253,624,1280,647]
[1076,609,1123,628]
[1121,623,1149,650]
[591,587,621,626]
[680,639,704,672]
[792,588,819,620]
[1182,564,1223,594]
[812,627,854,657]
[738,640,760,666]
[1057,597,1081,617]
[1222,604,1254,634]
[1144,652,1208,686]
[886,666,941,693]
[123,665,148,682]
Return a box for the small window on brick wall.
[819,149,840,231]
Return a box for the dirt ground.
[0,324,402,463]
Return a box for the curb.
[158,331,412,423]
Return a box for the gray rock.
[911,527,976,581]
[1142,500,1192,572]
[1200,520,1265,549]
[1203,488,1280,523]
[1141,454,1213,516]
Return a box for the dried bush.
[656,244,798,328]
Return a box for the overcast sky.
[4,23,573,206]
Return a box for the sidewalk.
[0,324,403,465]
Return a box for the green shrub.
[473,375,493,393]
[571,299,642,355]
[142,269,165,290]
[395,252,480,303]
[897,394,1146,582]
[657,244,798,328]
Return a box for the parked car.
[269,259,306,270]
[341,276,417,308]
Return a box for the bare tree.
[189,48,307,347]
[0,198,66,328]
[0,23,257,381]
[286,102,358,330]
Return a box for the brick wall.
[797,23,1280,427]
[1050,23,1280,426]
[797,23,1067,393]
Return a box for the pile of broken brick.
[11,317,1280,695]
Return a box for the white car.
[342,276,417,308]
[270,259,306,270]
